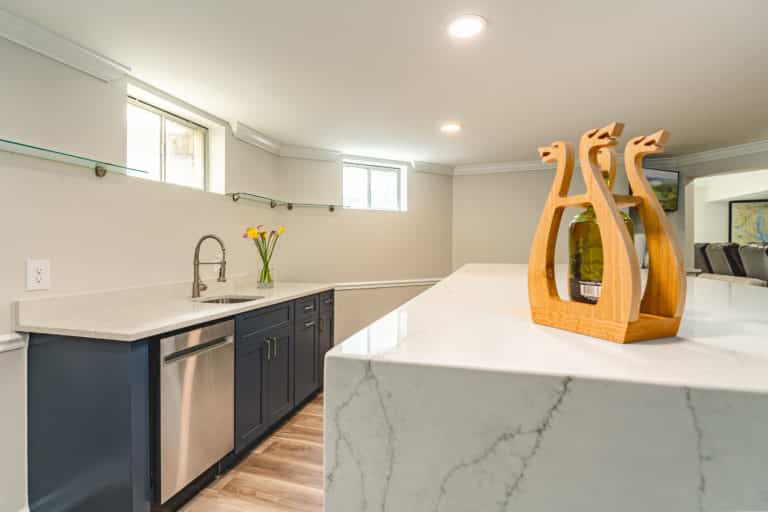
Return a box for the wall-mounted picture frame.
[641,168,680,212]
[729,199,768,244]
[628,168,679,212]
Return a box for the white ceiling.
[2,0,768,166]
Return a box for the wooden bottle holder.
[527,122,686,343]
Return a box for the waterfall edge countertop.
[14,278,333,341]
[330,263,768,394]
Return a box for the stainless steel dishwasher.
[159,319,234,504]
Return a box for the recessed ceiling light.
[448,14,487,39]
[441,122,462,134]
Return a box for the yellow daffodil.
[243,224,285,288]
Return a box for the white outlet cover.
[26,259,51,291]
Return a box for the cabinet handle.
[303,304,315,312]
[272,337,279,359]
[264,337,273,361]
[318,317,324,333]
[323,298,333,305]
[304,321,316,329]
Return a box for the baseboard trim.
[335,278,442,291]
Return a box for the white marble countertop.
[330,264,768,394]
[14,278,333,342]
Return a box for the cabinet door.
[235,331,269,454]
[294,316,319,404]
[318,312,333,385]
[266,325,293,425]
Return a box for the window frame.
[127,96,210,191]
[342,162,404,212]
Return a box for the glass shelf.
[0,137,148,177]
[230,192,344,212]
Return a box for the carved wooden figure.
[528,123,686,343]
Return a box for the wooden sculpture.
[528,122,686,343]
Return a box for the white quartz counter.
[324,264,768,512]
[14,278,332,341]
[330,263,768,394]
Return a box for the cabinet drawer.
[237,302,291,337]
[319,291,334,313]
[296,295,319,319]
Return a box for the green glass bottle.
[568,174,634,304]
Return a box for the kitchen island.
[324,264,768,511]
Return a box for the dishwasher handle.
[163,336,233,365]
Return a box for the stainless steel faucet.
[192,234,227,298]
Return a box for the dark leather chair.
[693,243,712,273]
[705,243,746,276]
[739,244,768,282]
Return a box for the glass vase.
[258,261,274,288]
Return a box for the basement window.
[343,163,406,211]
[126,97,208,190]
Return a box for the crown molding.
[413,161,454,176]
[232,122,282,155]
[279,144,341,162]
[453,160,553,175]
[673,139,768,167]
[343,154,410,169]
[454,138,768,176]
[0,8,130,82]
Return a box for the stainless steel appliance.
[159,320,234,504]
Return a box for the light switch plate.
[26,259,51,291]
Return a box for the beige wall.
[277,156,342,205]
[334,285,432,343]
[452,169,625,268]
[276,165,453,283]
[451,164,693,270]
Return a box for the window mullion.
[367,167,372,209]
[397,169,401,211]
[160,114,166,183]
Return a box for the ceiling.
[2,0,768,166]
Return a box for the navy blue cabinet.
[234,302,294,454]
[318,291,335,384]
[28,335,151,512]
[294,313,319,404]
[265,324,293,422]
[234,326,270,452]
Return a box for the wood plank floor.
[182,393,324,512]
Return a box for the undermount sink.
[198,295,265,304]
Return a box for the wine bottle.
[568,173,634,304]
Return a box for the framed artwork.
[729,200,768,244]
[645,168,679,212]
[629,168,679,211]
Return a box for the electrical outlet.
[26,259,51,291]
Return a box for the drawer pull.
[323,298,333,305]
[264,336,279,360]
[304,321,316,329]
[303,304,315,312]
